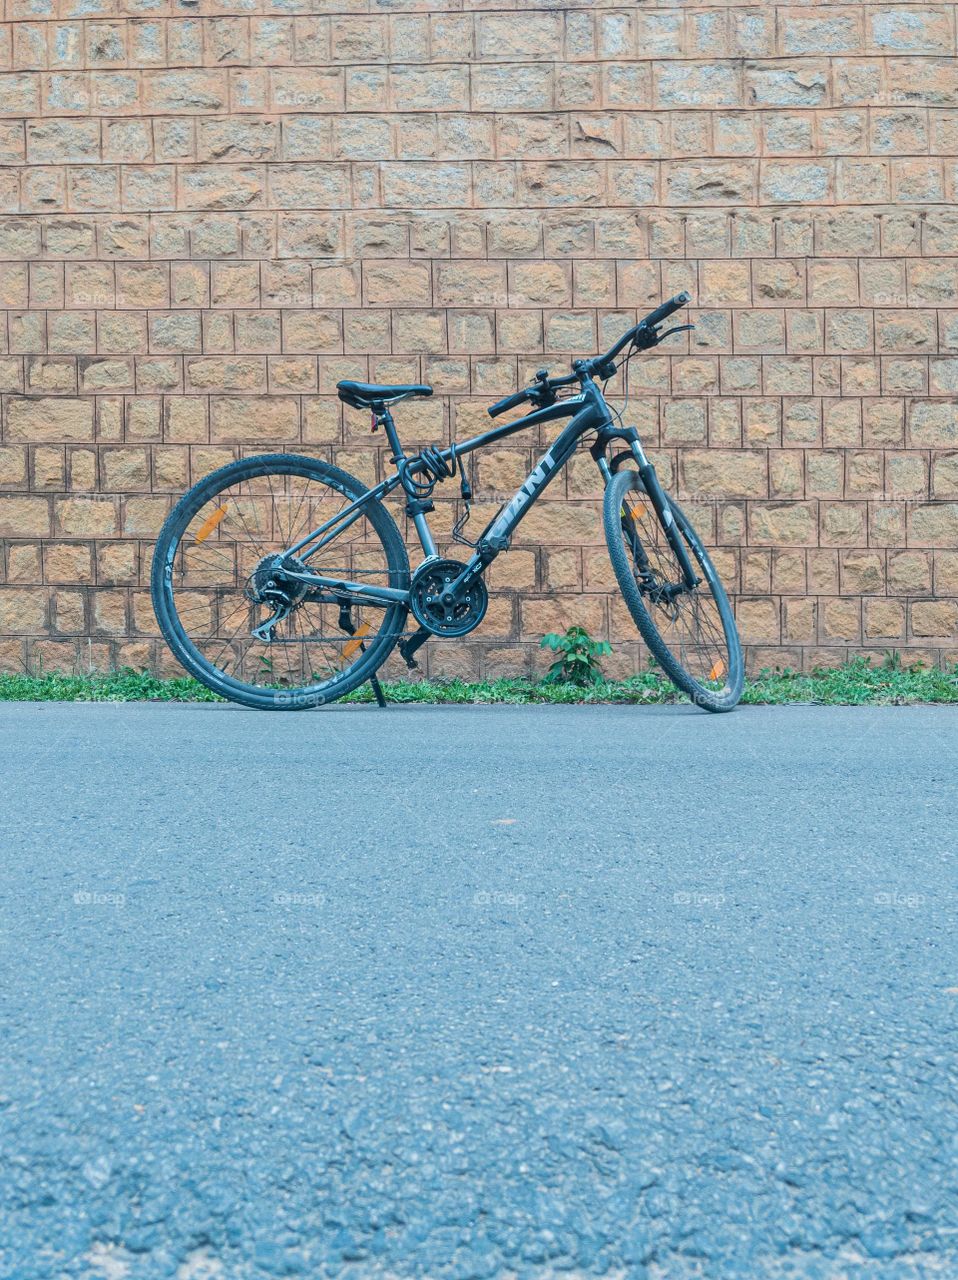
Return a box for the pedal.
[398,626,431,670]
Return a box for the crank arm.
[398,626,431,670]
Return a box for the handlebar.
[488,292,691,417]
[487,388,531,419]
[642,292,690,330]
[592,291,691,370]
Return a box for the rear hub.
[246,554,309,608]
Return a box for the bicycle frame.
[279,377,698,607]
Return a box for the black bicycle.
[152,293,743,712]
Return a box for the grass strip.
[0,658,955,707]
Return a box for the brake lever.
[655,323,695,344]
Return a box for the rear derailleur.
[246,553,313,642]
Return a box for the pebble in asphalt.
[0,702,956,1278]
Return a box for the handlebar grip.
[643,291,691,329]
[488,389,529,418]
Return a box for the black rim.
[619,487,738,699]
[160,463,402,698]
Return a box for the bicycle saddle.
[337,381,433,409]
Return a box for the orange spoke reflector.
[709,659,727,681]
[341,621,371,662]
[628,503,647,521]
[194,505,227,543]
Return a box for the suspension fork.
[593,431,699,590]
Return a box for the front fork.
[592,429,699,591]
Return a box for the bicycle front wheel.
[151,454,409,710]
[604,467,743,712]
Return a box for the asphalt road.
[1,702,957,1279]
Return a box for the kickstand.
[368,672,387,708]
[338,599,389,709]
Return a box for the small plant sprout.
[540,626,612,686]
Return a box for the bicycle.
[151,292,744,712]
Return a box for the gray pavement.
[1,702,957,1279]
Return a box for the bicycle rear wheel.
[604,467,743,712]
[151,454,409,710]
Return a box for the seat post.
[375,402,405,465]
[374,401,438,559]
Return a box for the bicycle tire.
[151,453,409,710]
[604,467,743,713]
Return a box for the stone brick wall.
[1,0,957,681]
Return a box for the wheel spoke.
[159,461,403,702]
[609,471,740,707]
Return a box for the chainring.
[410,558,488,637]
